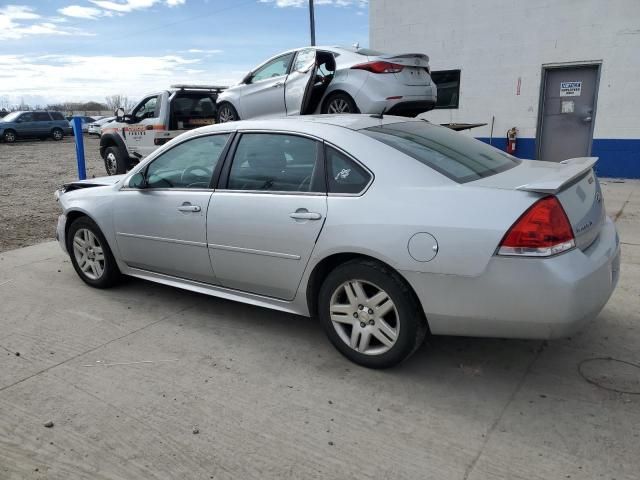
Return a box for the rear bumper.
[402,216,621,339]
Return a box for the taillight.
[351,61,404,74]
[497,196,575,257]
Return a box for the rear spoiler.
[516,157,598,194]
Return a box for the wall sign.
[560,81,582,97]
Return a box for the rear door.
[238,53,294,119]
[207,131,327,300]
[33,112,53,135]
[285,48,317,116]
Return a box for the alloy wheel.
[327,98,351,114]
[105,152,118,175]
[218,106,236,123]
[72,228,106,281]
[4,131,16,143]
[53,129,63,140]
[329,279,399,355]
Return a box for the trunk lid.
[377,53,431,86]
[472,157,605,251]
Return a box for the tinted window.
[34,112,51,121]
[362,122,520,183]
[133,96,159,120]
[19,113,34,122]
[251,53,294,82]
[145,134,230,189]
[50,112,65,120]
[326,146,371,194]
[227,133,321,192]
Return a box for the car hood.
[62,175,124,192]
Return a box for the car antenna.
[370,105,387,120]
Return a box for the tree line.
[0,95,137,114]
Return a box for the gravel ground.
[0,136,106,252]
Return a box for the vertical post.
[309,0,316,46]
[72,117,87,180]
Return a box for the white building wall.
[370,0,640,142]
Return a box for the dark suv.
[0,111,73,143]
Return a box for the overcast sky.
[0,0,369,107]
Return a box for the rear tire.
[216,102,239,123]
[322,92,359,114]
[3,129,16,143]
[318,259,427,369]
[51,128,64,141]
[104,146,128,175]
[66,216,121,289]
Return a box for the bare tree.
[105,94,136,112]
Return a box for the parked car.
[215,46,437,124]
[100,84,226,175]
[87,116,115,136]
[68,116,96,134]
[0,111,73,142]
[55,115,619,368]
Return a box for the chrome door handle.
[583,116,592,122]
[178,204,201,212]
[289,211,322,220]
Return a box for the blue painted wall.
[477,137,640,179]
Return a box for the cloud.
[259,0,367,7]
[0,54,245,105]
[185,49,223,54]
[59,5,104,19]
[89,0,185,12]
[0,4,91,39]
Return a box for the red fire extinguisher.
[506,127,517,155]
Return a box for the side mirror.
[242,72,253,84]
[129,172,147,189]
[115,107,125,122]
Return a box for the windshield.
[361,121,520,183]
[1,112,21,122]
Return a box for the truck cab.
[100,85,226,175]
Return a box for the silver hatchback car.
[55,115,620,368]
[215,46,437,123]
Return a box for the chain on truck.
[99,85,227,175]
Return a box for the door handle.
[178,203,201,212]
[289,211,322,220]
[273,82,284,88]
[583,116,593,123]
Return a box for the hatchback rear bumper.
[402,216,621,339]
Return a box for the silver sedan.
[55,115,620,368]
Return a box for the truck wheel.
[104,146,127,175]
[3,130,16,143]
[216,103,239,123]
[51,128,64,141]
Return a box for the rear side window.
[362,122,520,183]
[50,112,64,120]
[33,112,51,121]
[326,146,371,194]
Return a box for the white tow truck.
[100,84,226,175]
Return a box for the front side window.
[19,112,34,122]
[326,146,371,194]
[144,134,230,189]
[133,96,159,121]
[362,121,520,183]
[251,53,294,82]
[227,133,321,193]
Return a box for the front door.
[538,65,599,162]
[15,112,36,136]
[113,133,231,283]
[285,48,317,116]
[126,94,163,158]
[208,132,327,300]
[238,53,294,119]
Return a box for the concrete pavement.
[0,180,639,480]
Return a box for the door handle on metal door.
[583,116,592,122]
[177,203,201,212]
[289,211,322,220]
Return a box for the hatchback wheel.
[318,259,427,368]
[51,128,64,141]
[323,93,358,114]
[216,103,239,123]
[3,130,16,143]
[67,217,121,288]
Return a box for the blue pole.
[72,116,86,180]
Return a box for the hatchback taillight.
[497,196,575,257]
[351,61,404,74]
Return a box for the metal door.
[538,65,599,162]
[15,112,35,136]
[285,48,317,116]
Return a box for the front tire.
[66,216,121,289]
[318,259,427,369]
[51,128,64,141]
[3,129,16,143]
[216,102,239,123]
[322,93,359,114]
[104,146,127,175]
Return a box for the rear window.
[361,121,520,183]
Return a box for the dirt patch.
[0,136,106,252]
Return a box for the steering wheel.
[181,165,212,185]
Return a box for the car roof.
[238,114,422,131]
